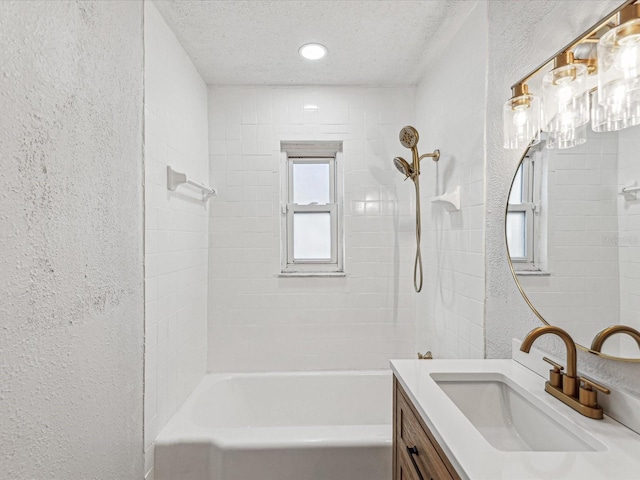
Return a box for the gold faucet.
[590,325,640,353]
[520,325,610,419]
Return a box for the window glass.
[293,162,330,204]
[509,164,523,204]
[506,211,526,258]
[293,212,331,260]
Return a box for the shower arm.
[408,149,439,179]
[418,150,441,163]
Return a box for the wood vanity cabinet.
[393,377,461,480]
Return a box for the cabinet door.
[393,377,459,480]
[396,441,422,480]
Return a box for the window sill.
[515,270,550,277]
[278,272,346,278]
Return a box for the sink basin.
[431,373,603,452]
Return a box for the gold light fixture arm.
[509,0,636,91]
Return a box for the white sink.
[431,373,603,452]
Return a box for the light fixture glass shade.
[545,123,587,149]
[542,63,590,132]
[503,93,541,150]
[591,91,640,132]
[597,17,640,114]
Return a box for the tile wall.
[207,86,417,372]
[413,1,488,359]
[143,4,209,478]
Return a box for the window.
[507,153,545,272]
[280,141,343,275]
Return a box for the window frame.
[508,157,538,269]
[280,141,344,275]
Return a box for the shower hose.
[413,174,423,293]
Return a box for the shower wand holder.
[419,149,440,163]
[431,186,460,212]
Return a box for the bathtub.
[154,370,392,480]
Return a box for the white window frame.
[508,157,538,269]
[280,141,344,275]
[507,157,536,267]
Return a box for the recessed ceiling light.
[299,43,327,61]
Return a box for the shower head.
[393,157,413,178]
[399,126,419,149]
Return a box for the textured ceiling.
[153,0,473,86]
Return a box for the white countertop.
[391,359,640,480]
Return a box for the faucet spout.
[520,325,609,419]
[590,325,640,353]
[520,325,577,378]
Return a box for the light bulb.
[556,85,574,103]
[542,62,589,133]
[513,108,528,127]
[616,43,640,76]
[503,90,540,150]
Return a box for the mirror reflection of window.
[507,155,543,271]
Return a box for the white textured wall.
[484,0,640,395]
[617,126,640,357]
[519,129,620,352]
[0,2,144,479]
[208,86,417,372]
[414,1,487,360]
[144,3,209,478]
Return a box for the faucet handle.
[543,357,564,388]
[579,376,610,408]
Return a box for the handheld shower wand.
[393,126,440,293]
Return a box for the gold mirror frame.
[504,0,640,363]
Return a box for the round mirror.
[506,97,640,361]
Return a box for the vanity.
[393,375,460,480]
[391,357,640,480]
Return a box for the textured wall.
[207,86,417,372]
[0,2,144,479]
[484,0,640,395]
[414,1,487,360]
[144,3,209,479]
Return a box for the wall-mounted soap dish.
[431,186,460,212]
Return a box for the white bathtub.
[154,370,392,480]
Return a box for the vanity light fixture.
[541,52,590,140]
[299,43,327,60]
[591,89,640,131]
[597,2,640,127]
[503,0,640,150]
[503,83,541,150]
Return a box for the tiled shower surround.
[143,4,209,477]
[414,0,487,360]
[207,86,418,372]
